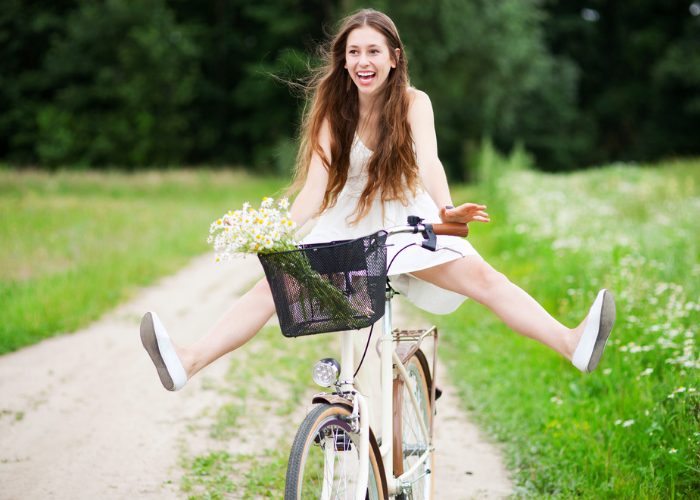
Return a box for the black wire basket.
[258,231,388,337]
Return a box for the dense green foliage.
[0,168,281,353]
[438,154,700,496]
[36,1,199,167]
[355,0,582,178]
[1,1,698,173]
[544,0,700,166]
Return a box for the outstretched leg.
[411,256,582,359]
[142,277,277,390]
[179,278,276,377]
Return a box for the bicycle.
[258,216,469,499]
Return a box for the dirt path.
[432,367,514,499]
[0,254,512,499]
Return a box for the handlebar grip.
[431,222,469,238]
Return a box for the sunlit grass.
[180,326,335,499]
[3,160,698,497]
[438,158,700,497]
[0,168,283,353]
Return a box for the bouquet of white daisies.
[208,197,362,329]
[208,197,297,259]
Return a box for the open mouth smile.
[356,71,376,85]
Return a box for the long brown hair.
[292,8,419,222]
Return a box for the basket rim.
[257,229,388,258]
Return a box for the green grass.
[437,158,700,497]
[0,167,283,354]
[180,326,335,499]
[180,450,238,498]
[4,161,698,497]
[181,448,289,500]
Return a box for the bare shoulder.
[318,118,332,147]
[406,87,430,103]
[319,118,331,137]
[406,87,433,117]
[406,88,438,151]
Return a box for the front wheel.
[285,403,385,500]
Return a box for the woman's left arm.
[409,90,490,225]
[408,89,453,208]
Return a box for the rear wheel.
[285,403,385,499]
[394,349,433,499]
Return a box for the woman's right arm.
[289,121,331,227]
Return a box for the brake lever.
[421,224,437,251]
[406,215,437,251]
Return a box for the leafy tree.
[34,0,199,167]
[168,0,336,172]
[1,0,696,172]
[347,0,581,177]
[542,0,700,165]
[648,6,700,158]
[0,0,77,164]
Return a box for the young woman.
[140,8,615,392]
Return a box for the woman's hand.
[439,203,490,224]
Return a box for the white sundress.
[303,136,480,314]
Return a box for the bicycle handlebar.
[431,222,469,238]
[385,216,469,251]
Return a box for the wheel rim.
[298,415,381,499]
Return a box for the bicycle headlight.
[312,358,340,387]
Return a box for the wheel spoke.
[397,351,433,499]
[285,404,383,500]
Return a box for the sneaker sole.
[586,290,616,372]
[140,312,175,391]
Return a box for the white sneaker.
[572,289,616,373]
[140,312,188,391]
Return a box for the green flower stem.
[265,250,367,329]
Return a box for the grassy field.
[0,168,282,353]
[2,160,698,497]
[438,156,699,497]
[179,326,333,499]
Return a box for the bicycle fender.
[311,392,353,407]
[310,393,389,499]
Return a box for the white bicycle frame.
[311,220,466,499]
[337,289,433,499]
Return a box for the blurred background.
[2,0,699,178]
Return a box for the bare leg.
[177,278,276,378]
[411,256,583,359]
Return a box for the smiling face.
[344,26,399,97]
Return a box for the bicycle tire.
[393,349,433,499]
[285,403,386,500]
